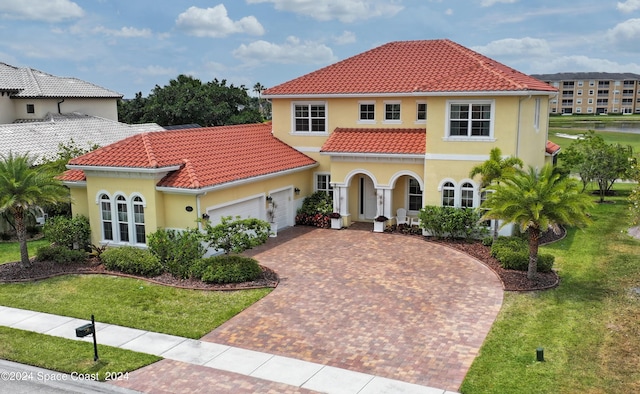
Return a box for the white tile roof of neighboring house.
[0,112,164,163]
[0,62,122,98]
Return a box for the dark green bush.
[195,255,262,284]
[148,228,205,279]
[296,191,333,227]
[35,244,86,264]
[43,215,91,251]
[491,236,554,272]
[418,206,487,239]
[101,246,163,277]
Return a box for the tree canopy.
[118,75,264,127]
[560,131,635,202]
[481,164,593,279]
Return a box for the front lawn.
[0,275,271,338]
[461,186,640,393]
[0,238,49,265]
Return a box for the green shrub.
[26,225,41,238]
[35,245,86,264]
[296,191,333,227]
[196,255,262,284]
[148,228,205,279]
[418,206,487,239]
[101,246,163,277]
[42,215,91,251]
[490,236,554,272]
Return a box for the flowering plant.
[375,215,388,222]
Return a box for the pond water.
[556,122,640,134]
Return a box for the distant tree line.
[118,75,268,127]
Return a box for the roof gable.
[0,62,122,98]
[263,39,556,96]
[63,123,317,189]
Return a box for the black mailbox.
[75,323,94,337]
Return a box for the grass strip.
[0,326,160,381]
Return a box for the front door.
[359,176,377,220]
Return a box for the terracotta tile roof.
[320,128,425,155]
[546,140,561,155]
[58,169,86,182]
[263,40,556,96]
[60,123,317,189]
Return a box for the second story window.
[416,102,427,122]
[384,102,401,122]
[448,101,493,138]
[359,103,375,122]
[26,104,35,114]
[294,102,326,133]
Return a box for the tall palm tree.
[469,147,523,239]
[481,164,593,279]
[0,152,69,268]
[253,82,265,116]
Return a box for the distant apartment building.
[531,72,640,115]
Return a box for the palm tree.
[0,152,69,268]
[481,164,593,279]
[469,147,523,239]
[253,82,265,116]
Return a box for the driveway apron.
[200,226,503,391]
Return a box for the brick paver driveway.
[201,225,503,391]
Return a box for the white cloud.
[617,0,640,13]
[531,55,640,74]
[246,0,403,23]
[606,18,640,47]
[333,30,356,45]
[472,37,552,58]
[445,8,454,15]
[233,36,336,66]
[0,0,83,22]
[480,0,518,7]
[176,5,264,38]
[92,26,152,38]
[119,64,177,77]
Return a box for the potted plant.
[329,212,342,229]
[267,201,278,237]
[373,215,388,233]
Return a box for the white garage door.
[269,189,292,230]
[207,196,263,226]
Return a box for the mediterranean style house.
[60,39,558,248]
[531,72,640,115]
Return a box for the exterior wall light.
[294,187,301,195]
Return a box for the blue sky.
[2,0,640,98]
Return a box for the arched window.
[442,182,455,207]
[116,195,129,242]
[133,196,145,244]
[100,194,113,241]
[461,182,474,208]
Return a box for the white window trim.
[97,192,147,246]
[357,101,376,124]
[407,178,422,214]
[314,172,333,194]
[415,101,427,124]
[444,99,495,142]
[438,178,457,207]
[383,100,402,124]
[290,101,329,135]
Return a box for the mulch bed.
[0,258,279,291]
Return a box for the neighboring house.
[531,72,640,115]
[60,39,558,248]
[0,112,164,163]
[0,62,122,123]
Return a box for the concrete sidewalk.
[0,306,460,394]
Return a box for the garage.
[206,195,264,226]
[269,188,293,230]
